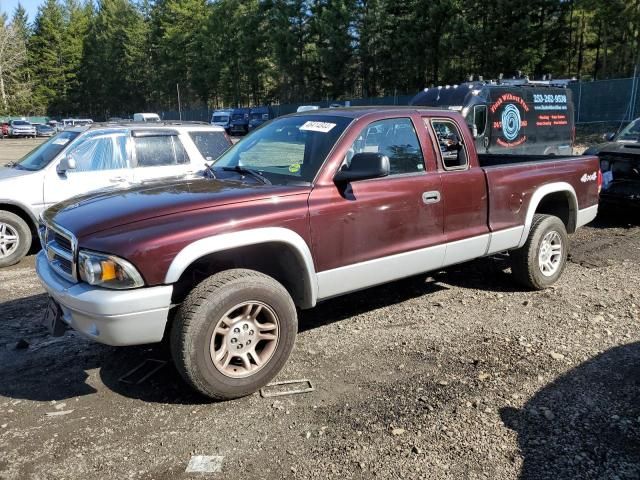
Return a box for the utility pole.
[630,64,638,121]
[177,83,182,121]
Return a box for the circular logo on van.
[490,93,530,148]
[501,104,521,141]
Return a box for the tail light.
[597,168,603,195]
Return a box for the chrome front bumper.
[36,251,173,346]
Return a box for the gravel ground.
[1,139,639,479]
[0,212,639,480]
[0,138,46,164]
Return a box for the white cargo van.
[133,113,161,123]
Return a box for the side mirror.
[471,125,478,138]
[334,152,390,183]
[603,132,616,142]
[57,156,77,174]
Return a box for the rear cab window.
[133,133,189,167]
[188,131,231,161]
[428,119,469,171]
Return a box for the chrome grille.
[40,220,78,282]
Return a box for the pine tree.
[30,0,66,114]
[61,0,92,113]
[0,15,29,114]
[149,0,209,108]
[80,0,150,117]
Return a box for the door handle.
[109,177,127,183]
[422,191,441,204]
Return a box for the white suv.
[0,123,231,267]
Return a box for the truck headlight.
[78,250,144,289]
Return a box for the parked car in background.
[410,78,575,156]
[0,123,231,267]
[133,113,161,123]
[584,117,640,210]
[8,120,37,138]
[35,108,599,400]
[210,109,233,133]
[35,124,56,137]
[248,106,274,131]
[229,108,251,135]
[62,118,93,129]
[296,105,319,113]
[47,120,62,132]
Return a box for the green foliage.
[1,0,638,117]
[29,0,66,113]
[80,0,149,117]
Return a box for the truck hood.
[44,178,311,237]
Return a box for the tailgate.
[483,155,600,233]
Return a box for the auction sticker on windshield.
[300,121,336,133]
[52,138,70,146]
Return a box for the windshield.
[12,120,30,126]
[213,115,229,122]
[617,119,640,142]
[250,113,263,120]
[232,113,246,121]
[14,131,80,171]
[212,115,352,184]
[189,131,231,161]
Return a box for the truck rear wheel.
[511,214,568,290]
[0,211,32,268]
[170,269,298,400]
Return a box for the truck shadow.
[501,342,640,479]
[590,207,640,229]
[299,275,449,332]
[0,261,554,405]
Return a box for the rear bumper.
[36,251,173,346]
[576,204,599,228]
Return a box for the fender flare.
[517,182,578,248]
[164,227,318,308]
[0,199,39,227]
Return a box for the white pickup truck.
[0,123,231,267]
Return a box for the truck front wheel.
[170,269,298,400]
[510,214,568,290]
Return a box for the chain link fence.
[161,77,640,129]
[569,77,640,126]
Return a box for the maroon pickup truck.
[36,108,601,400]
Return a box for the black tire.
[0,210,32,268]
[170,268,298,400]
[511,214,568,290]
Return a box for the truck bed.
[479,153,600,233]
[478,153,580,168]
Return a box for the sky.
[0,0,42,21]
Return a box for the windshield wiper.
[222,165,272,185]
[4,161,15,168]
[204,163,217,179]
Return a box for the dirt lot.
[0,137,46,164]
[1,141,640,479]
